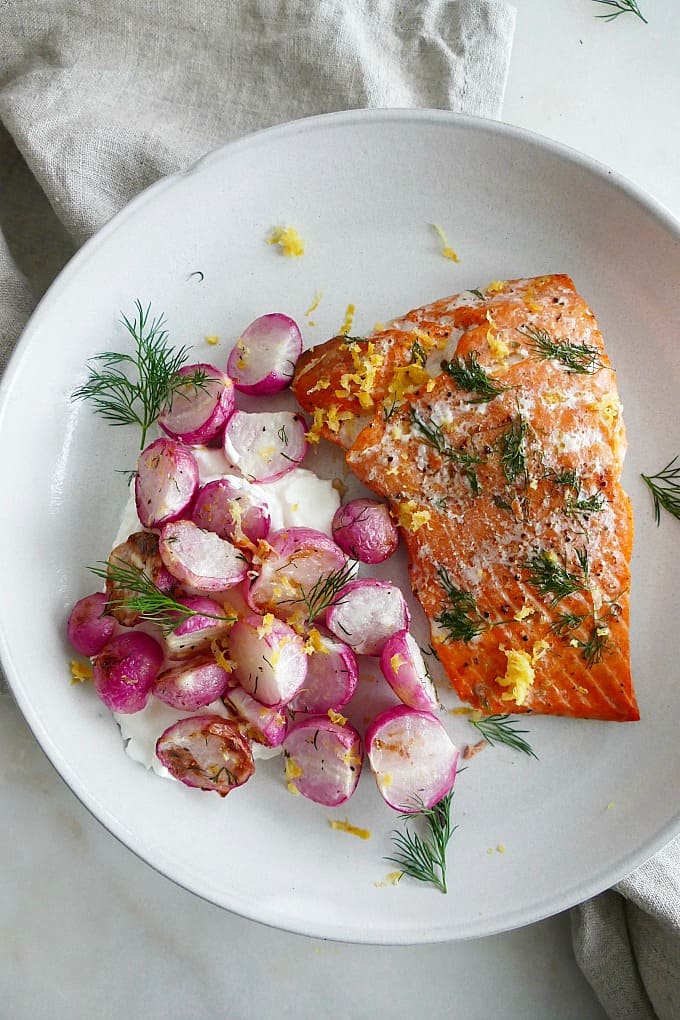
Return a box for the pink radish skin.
[229,614,307,706]
[227,313,303,395]
[365,706,458,812]
[158,363,235,446]
[93,631,164,714]
[288,628,359,714]
[67,592,116,656]
[164,596,234,659]
[106,531,175,627]
[283,717,363,806]
[159,520,247,592]
[379,631,439,712]
[325,579,410,656]
[247,527,348,620]
[156,714,254,796]
[225,686,288,747]
[192,477,270,543]
[332,499,399,564]
[153,656,233,711]
[135,438,199,528]
[223,410,307,483]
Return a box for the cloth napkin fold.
[1,4,678,1019]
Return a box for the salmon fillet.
[292,276,638,721]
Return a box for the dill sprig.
[89,559,236,634]
[385,791,456,894]
[285,560,358,624]
[641,456,680,525]
[577,623,615,667]
[410,409,482,492]
[470,714,537,759]
[519,325,603,375]
[72,300,210,449]
[435,565,487,643]
[410,340,428,368]
[468,288,485,301]
[567,491,606,515]
[593,0,647,23]
[441,351,509,404]
[551,611,587,637]
[498,414,529,485]
[524,549,588,607]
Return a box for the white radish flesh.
[192,477,271,543]
[224,686,288,747]
[331,498,399,564]
[153,656,233,711]
[164,596,234,659]
[223,410,307,483]
[288,628,358,714]
[159,520,247,592]
[283,717,363,806]
[227,313,303,395]
[158,363,235,445]
[325,579,410,655]
[229,614,307,706]
[379,631,439,712]
[67,592,116,656]
[106,531,176,626]
[156,714,254,795]
[93,631,164,714]
[135,438,199,528]
[365,706,458,812]
[247,527,348,620]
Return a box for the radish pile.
[68,310,459,814]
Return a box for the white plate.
[1,110,679,944]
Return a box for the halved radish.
[225,686,288,747]
[332,498,399,564]
[227,313,302,395]
[159,520,247,592]
[379,631,439,712]
[153,655,233,711]
[135,438,199,528]
[92,631,164,714]
[192,476,271,543]
[283,716,363,806]
[288,628,358,714]
[325,579,410,655]
[106,531,176,626]
[164,596,234,659]
[67,592,116,656]
[365,706,458,812]
[158,363,235,445]
[223,410,307,483]
[229,614,307,706]
[247,527,349,621]
[156,714,254,795]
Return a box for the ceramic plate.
[1,110,679,943]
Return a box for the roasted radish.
[229,614,307,706]
[223,410,307,483]
[164,596,233,659]
[325,579,410,655]
[288,628,359,714]
[283,716,363,806]
[192,476,271,544]
[247,527,349,621]
[67,592,116,656]
[92,631,164,714]
[227,313,303,395]
[156,714,254,795]
[153,655,233,711]
[135,438,199,528]
[331,498,399,564]
[224,686,288,747]
[159,520,247,592]
[106,531,175,626]
[158,363,235,445]
[379,631,439,712]
[365,706,458,812]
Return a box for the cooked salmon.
[292,276,638,721]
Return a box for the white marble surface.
[2,1,679,1017]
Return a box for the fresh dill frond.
[89,559,236,634]
[435,565,486,643]
[470,714,537,759]
[498,414,529,485]
[546,467,580,489]
[641,456,680,525]
[519,325,603,375]
[410,340,428,368]
[385,791,456,894]
[441,351,509,404]
[410,409,482,492]
[285,559,358,624]
[566,491,606,515]
[592,0,647,23]
[550,611,587,637]
[577,623,615,667]
[72,301,210,448]
[468,289,485,301]
[524,550,588,606]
